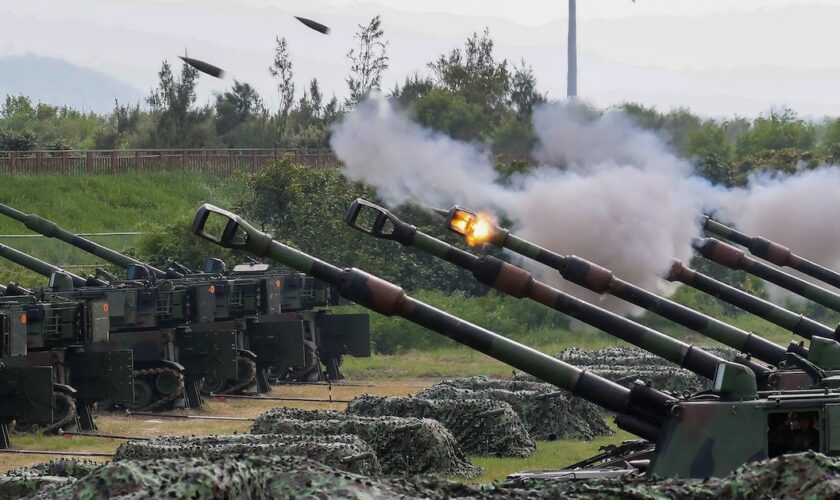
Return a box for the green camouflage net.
[251,408,480,477]
[23,455,440,499]
[512,347,745,394]
[417,383,612,441]
[434,375,558,393]
[0,459,98,498]
[113,433,381,475]
[10,451,840,498]
[346,395,535,457]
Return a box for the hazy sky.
[4,0,840,116]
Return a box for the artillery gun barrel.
[668,260,838,341]
[705,217,840,290]
[440,206,797,367]
[0,203,167,279]
[191,203,673,440]
[343,199,761,383]
[0,243,87,287]
[695,237,840,313]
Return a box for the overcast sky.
[4,0,840,117]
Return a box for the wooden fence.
[0,149,340,175]
[0,148,534,175]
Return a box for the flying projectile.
[295,16,330,35]
[178,56,225,79]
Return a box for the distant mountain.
[0,55,143,113]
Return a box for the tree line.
[3,18,840,187]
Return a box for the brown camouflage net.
[346,395,535,457]
[9,451,840,498]
[251,408,480,477]
[416,383,612,441]
[114,433,381,475]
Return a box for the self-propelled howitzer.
[704,216,840,290]
[346,199,771,387]
[0,205,371,384]
[667,260,840,345]
[695,237,840,313]
[437,206,840,383]
[0,242,235,410]
[193,203,840,479]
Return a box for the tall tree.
[215,81,263,135]
[309,79,323,119]
[429,29,510,118]
[346,15,389,105]
[145,58,209,147]
[509,61,545,120]
[269,36,295,140]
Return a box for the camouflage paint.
[668,260,838,342]
[706,216,840,290]
[695,237,840,313]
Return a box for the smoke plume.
[331,95,840,315]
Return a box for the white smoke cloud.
[330,95,840,316]
[712,167,840,299]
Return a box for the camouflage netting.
[514,347,745,394]
[346,395,535,457]
[0,459,98,498]
[20,455,441,499]
[251,408,480,477]
[416,383,612,441]
[13,451,840,499]
[113,433,381,475]
[435,375,556,393]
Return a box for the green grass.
[0,173,244,234]
[469,425,634,483]
[0,172,244,285]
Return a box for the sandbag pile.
[251,407,480,477]
[417,383,611,441]
[114,433,380,475]
[346,395,535,457]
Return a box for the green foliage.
[0,129,37,151]
[413,89,487,141]
[620,103,702,154]
[491,116,536,153]
[135,214,236,269]
[233,156,493,294]
[340,289,574,354]
[735,109,816,160]
[685,122,735,185]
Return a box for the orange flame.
[450,209,498,246]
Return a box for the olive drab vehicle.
[0,365,53,448]
[0,243,233,410]
[0,280,135,431]
[193,203,840,479]
[0,203,371,385]
[433,205,840,383]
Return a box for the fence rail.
[0,149,341,175]
[0,148,533,175]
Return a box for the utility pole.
[567,0,577,98]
